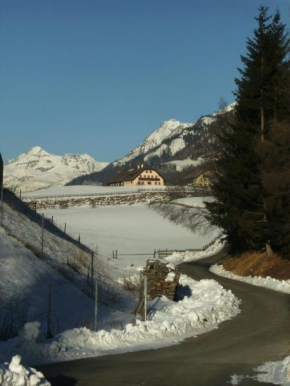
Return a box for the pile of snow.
[230,355,290,385]
[0,355,50,385]
[2,273,239,365]
[254,356,290,385]
[4,146,108,193]
[211,264,290,295]
[165,237,225,265]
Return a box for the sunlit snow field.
[42,204,218,275]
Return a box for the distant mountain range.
[4,102,235,192]
[4,146,108,192]
[69,102,236,186]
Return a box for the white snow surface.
[0,226,94,334]
[40,205,214,279]
[210,264,290,295]
[173,196,214,207]
[230,355,290,385]
[165,237,225,265]
[0,355,50,386]
[254,356,290,385]
[23,185,167,199]
[4,146,108,193]
[0,274,240,365]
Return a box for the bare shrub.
[0,292,30,341]
[119,274,140,292]
[67,247,90,275]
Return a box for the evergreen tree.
[205,7,290,254]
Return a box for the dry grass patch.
[222,251,290,280]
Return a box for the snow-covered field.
[41,205,215,278]
[22,185,167,199]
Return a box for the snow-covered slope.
[114,119,194,166]
[113,103,236,167]
[4,146,109,193]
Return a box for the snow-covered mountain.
[114,119,195,165]
[4,146,109,192]
[68,102,236,186]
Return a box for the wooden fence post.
[112,250,115,259]
[143,275,147,322]
[91,252,94,296]
[51,216,54,225]
[94,278,98,331]
[78,235,81,244]
[115,249,118,259]
[64,223,66,234]
[154,249,156,258]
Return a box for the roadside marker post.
[143,275,148,322]
[94,278,98,331]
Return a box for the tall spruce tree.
[205,7,290,254]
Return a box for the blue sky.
[1,0,289,163]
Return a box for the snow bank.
[210,264,290,295]
[165,237,225,265]
[230,356,290,385]
[5,273,239,365]
[254,356,290,385]
[0,356,50,386]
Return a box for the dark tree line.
[206,7,290,257]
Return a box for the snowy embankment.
[210,264,290,295]
[230,355,290,385]
[0,356,50,386]
[165,237,225,265]
[0,274,240,366]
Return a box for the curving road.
[38,250,290,385]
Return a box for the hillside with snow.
[69,102,236,186]
[4,146,108,193]
[114,119,195,166]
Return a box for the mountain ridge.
[4,146,108,192]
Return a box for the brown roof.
[108,165,165,184]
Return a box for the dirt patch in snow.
[222,251,290,280]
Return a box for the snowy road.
[38,249,290,386]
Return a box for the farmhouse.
[185,169,214,188]
[107,165,165,187]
